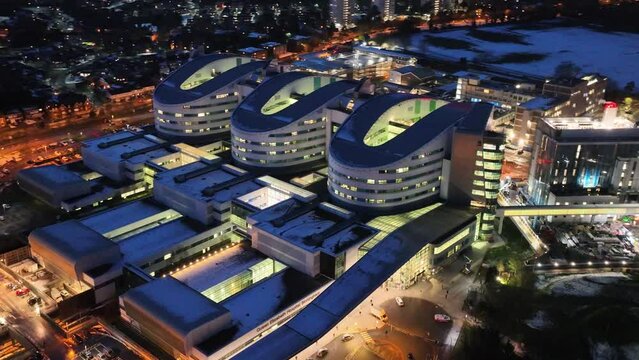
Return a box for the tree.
[624,81,636,95]
[553,61,581,79]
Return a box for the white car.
[341,333,354,342]
[395,297,404,307]
[434,314,451,323]
[316,348,329,358]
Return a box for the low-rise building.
[248,200,378,278]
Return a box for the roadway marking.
[360,331,373,344]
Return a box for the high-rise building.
[528,116,639,207]
[455,73,537,110]
[510,74,607,170]
[231,72,360,173]
[330,0,353,29]
[328,94,497,214]
[373,0,395,21]
[153,55,268,141]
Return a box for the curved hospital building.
[230,72,360,173]
[328,93,498,214]
[153,54,268,141]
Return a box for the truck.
[370,307,388,322]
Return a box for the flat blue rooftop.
[82,131,171,165]
[122,277,229,338]
[119,218,202,265]
[80,200,167,235]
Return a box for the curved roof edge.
[330,94,493,168]
[231,72,360,133]
[154,54,269,105]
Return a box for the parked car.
[341,333,354,342]
[15,288,30,297]
[27,297,38,306]
[316,348,329,358]
[60,289,69,298]
[434,314,451,323]
[395,297,404,307]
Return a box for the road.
[0,268,71,360]
[0,105,154,183]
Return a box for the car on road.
[370,307,388,322]
[434,314,451,323]
[316,348,329,358]
[341,333,354,342]
[461,264,472,275]
[15,288,30,297]
[395,297,404,307]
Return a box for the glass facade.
[201,258,286,303]
[470,134,505,240]
[530,136,639,205]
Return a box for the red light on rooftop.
[604,101,618,109]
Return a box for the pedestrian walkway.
[361,331,373,344]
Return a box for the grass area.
[488,52,547,64]
[468,29,529,45]
[483,218,535,287]
[424,35,475,50]
[452,325,520,360]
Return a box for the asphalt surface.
[313,295,450,360]
[0,103,153,184]
[0,268,69,360]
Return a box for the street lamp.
[0,204,7,221]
